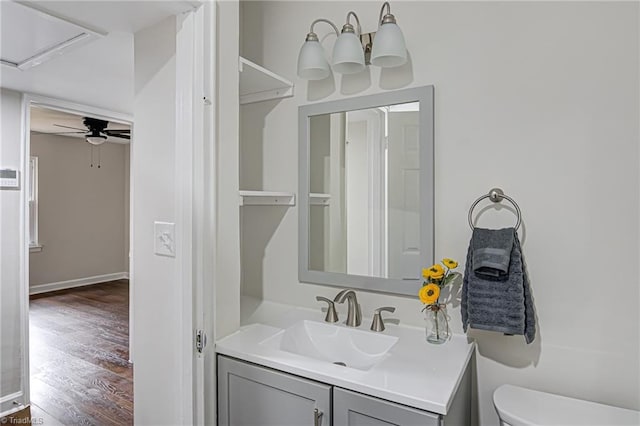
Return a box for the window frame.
[28,156,41,252]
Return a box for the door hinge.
[195,329,207,353]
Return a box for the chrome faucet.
[334,289,362,327]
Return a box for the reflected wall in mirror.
[299,86,434,296]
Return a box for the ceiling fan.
[50,117,130,145]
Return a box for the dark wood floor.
[29,280,133,426]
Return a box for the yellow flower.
[422,268,432,279]
[442,258,458,269]
[419,284,440,304]
[427,264,445,280]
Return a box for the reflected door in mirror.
[308,102,421,280]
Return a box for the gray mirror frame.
[298,86,434,297]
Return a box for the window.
[29,156,41,251]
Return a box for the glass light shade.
[86,135,107,145]
[370,22,407,68]
[297,40,330,80]
[332,32,365,75]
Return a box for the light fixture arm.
[306,18,340,41]
[345,11,362,36]
[378,1,396,25]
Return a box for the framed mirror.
[299,86,434,296]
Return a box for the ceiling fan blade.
[107,133,130,140]
[105,129,130,134]
[32,130,85,134]
[53,124,86,131]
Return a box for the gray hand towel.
[461,227,536,344]
[472,227,514,279]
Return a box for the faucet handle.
[316,296,339,323]
[370,306,396,332]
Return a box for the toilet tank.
[493,384,640,426]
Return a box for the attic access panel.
[0,2,104,70]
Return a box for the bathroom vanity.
[216,302,474,425]
[228,82,471,425]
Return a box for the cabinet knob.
[314,408,323,426]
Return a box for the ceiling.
[0,1,200,114]
[31,106,131,144]
[0,1,103,69]
[17,1,200,34]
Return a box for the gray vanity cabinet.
[218,355,331,426]
[333,388,440,426]
[218,355,470,426]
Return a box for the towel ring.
[468,188,522,230]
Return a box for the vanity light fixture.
[370,2,407,67]
[297,1,407,80]
[332,12,365,75]
[297,19,339,80]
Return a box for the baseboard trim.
[1,391,24,418]
[30,272,128,295]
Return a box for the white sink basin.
[261,320,399,370]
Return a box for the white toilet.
[493,384,640,426]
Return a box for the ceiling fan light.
[86,133,107,145]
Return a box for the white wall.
[132,15,182,425]
[29,134,129,287]
[0,88,26,412]
[238,2,640,424]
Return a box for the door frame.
[178,3,218,424]
[20,93,135,405]
[17,5,216,423]
[344,108,386,277]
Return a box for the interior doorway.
[23,98,134,425]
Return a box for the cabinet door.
[333,388,441,426]
[218,355,331,426]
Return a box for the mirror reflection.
[308,102,421,280]
[299,86,433,296]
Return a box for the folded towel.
[461,227,536,344]
[472,227,514,280]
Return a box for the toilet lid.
[493,385,640,426]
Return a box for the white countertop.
[215,300,475,415]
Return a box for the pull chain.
[90,145,94,167]
[97,146,101,168]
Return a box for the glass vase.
[425,305,450,344]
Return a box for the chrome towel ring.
[468,188,522,230]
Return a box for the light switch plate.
[154,221,175,257]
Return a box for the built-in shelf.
[309,193,331,206]
[239,57,294,105]
[239,190,296,206]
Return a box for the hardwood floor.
[29,280,133,426]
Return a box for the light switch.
[154,221,175,257]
